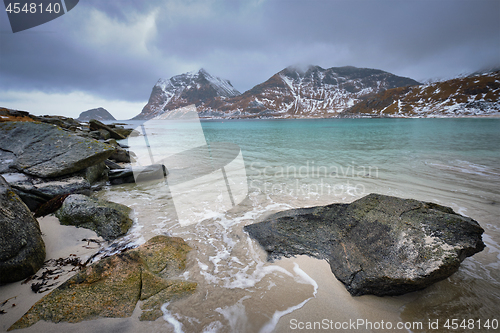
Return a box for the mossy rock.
[9,235,196,330]
[139,281,197,321]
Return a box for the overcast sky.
[1,0,499,119]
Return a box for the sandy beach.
[2,118,499,333]
[1,219,420,333]
[0,216,104,332]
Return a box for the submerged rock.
[0,121,115,178]
[55,194,133,241]
[0,175,45,284]
[244,193,485,296]
[9,236,196,330]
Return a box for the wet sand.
[0,216,103,332]
[273,256,420,333]
[1,217,420,333]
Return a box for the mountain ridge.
[340,70,500,118]
[134,65,421,120]
[132,66,500,120]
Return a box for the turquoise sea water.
[101,118,500,332]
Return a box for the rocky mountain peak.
[133,69,241,120]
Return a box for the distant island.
[78,107,116,121]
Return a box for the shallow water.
[99,118,500,332]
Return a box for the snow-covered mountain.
[133,68,240,120]
[201,65,421,118]
[340,70,500,118]
[133,66,421,119]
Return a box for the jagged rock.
[245,193,485,296]
[109,147,130,163]
[112,127,137,138]
[108,169,135,185]
[0,108,31,120]
[0,108,80,130]
[88,130,101,140]
[0,175,45,284]
[55,194,133,241]
[88,119,126,140]
[2,162,107,211]
[104,138,119,146]
[0,121,115,178]
[9,236,196,330]
[97,129,110,140]
[2,173,91,211]
[82,162,108,185]
[104,159,123,170]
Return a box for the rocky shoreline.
[0,107,197,330]
[0,107,487,330]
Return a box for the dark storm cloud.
[0,1,160,101]
[0,0,499,108]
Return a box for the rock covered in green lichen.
[140,281,197,321]
[8,235,196,330]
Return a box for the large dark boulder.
[9,236,196,330]
[0,175,45,284]
[0,122,115,178]
[244,193,485,296]
[55,194,133,241]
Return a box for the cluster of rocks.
[0,108,141,284]
[0,107,488,327]
[0,108,139,211]
[0,108,197,328]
